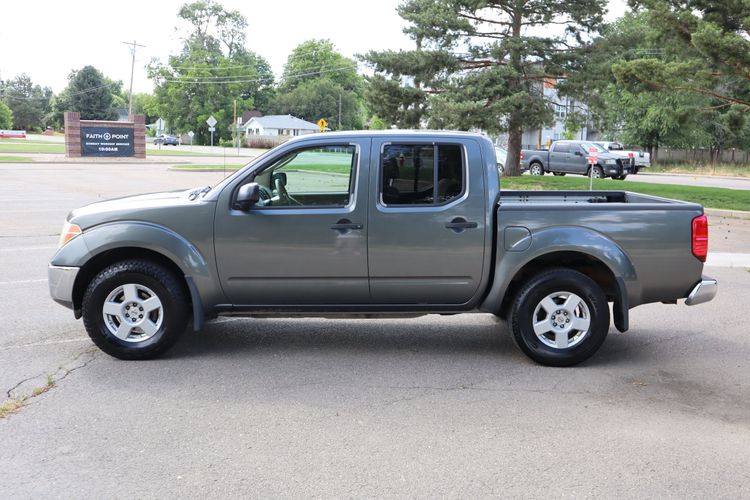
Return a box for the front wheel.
[82,260,189,360]
[529,163,544,176]
[589,166,605,179]
[510,269,610,366]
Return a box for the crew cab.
[48,131,717,366]
[521,140,635,179]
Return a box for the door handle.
[445,217,478,232]
[330,219,363,232]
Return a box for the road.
[629,172,750,190]
[0,161,749,497]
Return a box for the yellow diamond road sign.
[317,118,328,132]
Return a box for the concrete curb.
[168,167,241,173]
[639,171,750,182]
[705,208,750,220]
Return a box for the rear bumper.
[48,265,79,309]
[685,277,718,306]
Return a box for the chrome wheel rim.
[592,168,603,178]
[532,291,591,349]
[102,284,164,343]
[531,165,542,175]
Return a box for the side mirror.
[234,182,260,211]
[272,171,287,187]
[573,151,582,156]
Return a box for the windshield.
[581,142,608,153]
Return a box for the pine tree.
[363,0,606,175]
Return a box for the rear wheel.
[82,260,189,360]
[529,162,544,176]
[510,269,610,366]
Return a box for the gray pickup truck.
[521,140,635,179]
[48,131,716,366]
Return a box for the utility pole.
[338,94,342,130]
[123,40,146,116]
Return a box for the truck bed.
[492,189,705,308]
[500,190,695,208]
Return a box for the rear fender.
[481,226,638,330]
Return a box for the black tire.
[529,162,545,175]
[510,268,610,367]
[553,172,566,176]
[82,259,189,360]
[589,165,605,179]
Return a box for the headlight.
[604,159,617,165]
[58,221,82,248]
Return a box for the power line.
[1,82,116,102]
[161,65,358,85]
[159,62,359,82]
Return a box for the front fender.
[481,225,639,314]
[51,221,224,323]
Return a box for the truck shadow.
[170,315,515,360]
[166,315,648,367]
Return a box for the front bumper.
[685,277,718,306]
[48,264,80,309]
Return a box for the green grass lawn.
[501,176,750,211]
[0,141,227,157]
[0,143,64,154]
[0,155,32,162]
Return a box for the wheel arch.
[483,227,637,332]
[66,221,215,329]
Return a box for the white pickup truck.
[597,141,651,172]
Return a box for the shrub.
[245,136,287,149]
[0,101,12,129]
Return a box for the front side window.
[251,145,356,208]
[381,144,464,206]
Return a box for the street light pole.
[123,40,146,116]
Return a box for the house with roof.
[242,114,321,138]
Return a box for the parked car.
[596,141,651,172]
[154,135,179,146]
[521,140,635,179]
[495,146,508,176]
[48,131,716,366]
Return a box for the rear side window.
[552,142,569,153]
[381,144,464,206]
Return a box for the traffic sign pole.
[588,147,598,191]
[206,116,218,150]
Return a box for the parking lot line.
[0,246,57,252]
[0,278,47,285]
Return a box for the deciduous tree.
[0,74,52,131]
[0,101,13,129]
[148,0,274,144]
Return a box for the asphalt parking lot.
[1,161,749,497]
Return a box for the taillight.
[692,215,708,262]
[520,151,524,160]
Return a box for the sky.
[0,0,629,94]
